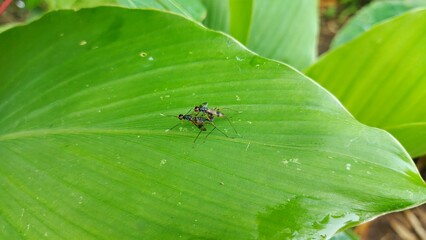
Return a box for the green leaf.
[330,229,359,240]
[202,0,229,33]
[119,0,207,21]
[331,0,426,48]
[386,123,426,159]
[202,0,319,70]
[43,0,115,9]
[246,0,318,69]
[23,0,44,9]
[43,0,207,21]
[1,7,425,239]
[229,0,253,45]
[306,9,426,158]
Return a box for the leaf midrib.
[0,127,408,173]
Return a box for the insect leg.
[207,122,229,138]
[167,123,182,132]
[204,126,217,142]
[194,128,204,143]
[185,108,193,115]
[224,117,239,135]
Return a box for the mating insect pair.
[168,102,238,143]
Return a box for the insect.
[194,102,239,135]
[168,110,228,143]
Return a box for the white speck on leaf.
[236,95,241,101]
[346,163,351,171]
[79,40,87,46]
[160,159,167,166]
[148,56,154,61]
[245,142,251,151]
[282,158,300,165]
[290,158,300,164]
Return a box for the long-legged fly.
[167,109,228,143]
[194,102,239,135]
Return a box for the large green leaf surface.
[306,9,426,158]
[331,0,426,48]
[202,0,318,70]
[1,7,425,239]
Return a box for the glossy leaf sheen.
[306,9,426,158]
[0,7,425,239]
[331,0,426,48]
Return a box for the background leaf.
[229,0,253,45]
[246,0,318,70]
[43,0,207,21]
[43,0,116,9]
[201,0,229,33]
[306,9,426,158]
[0,7,425,239]
[119,0,207,21]
[202,0,318,70]
[331,0,426,48]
